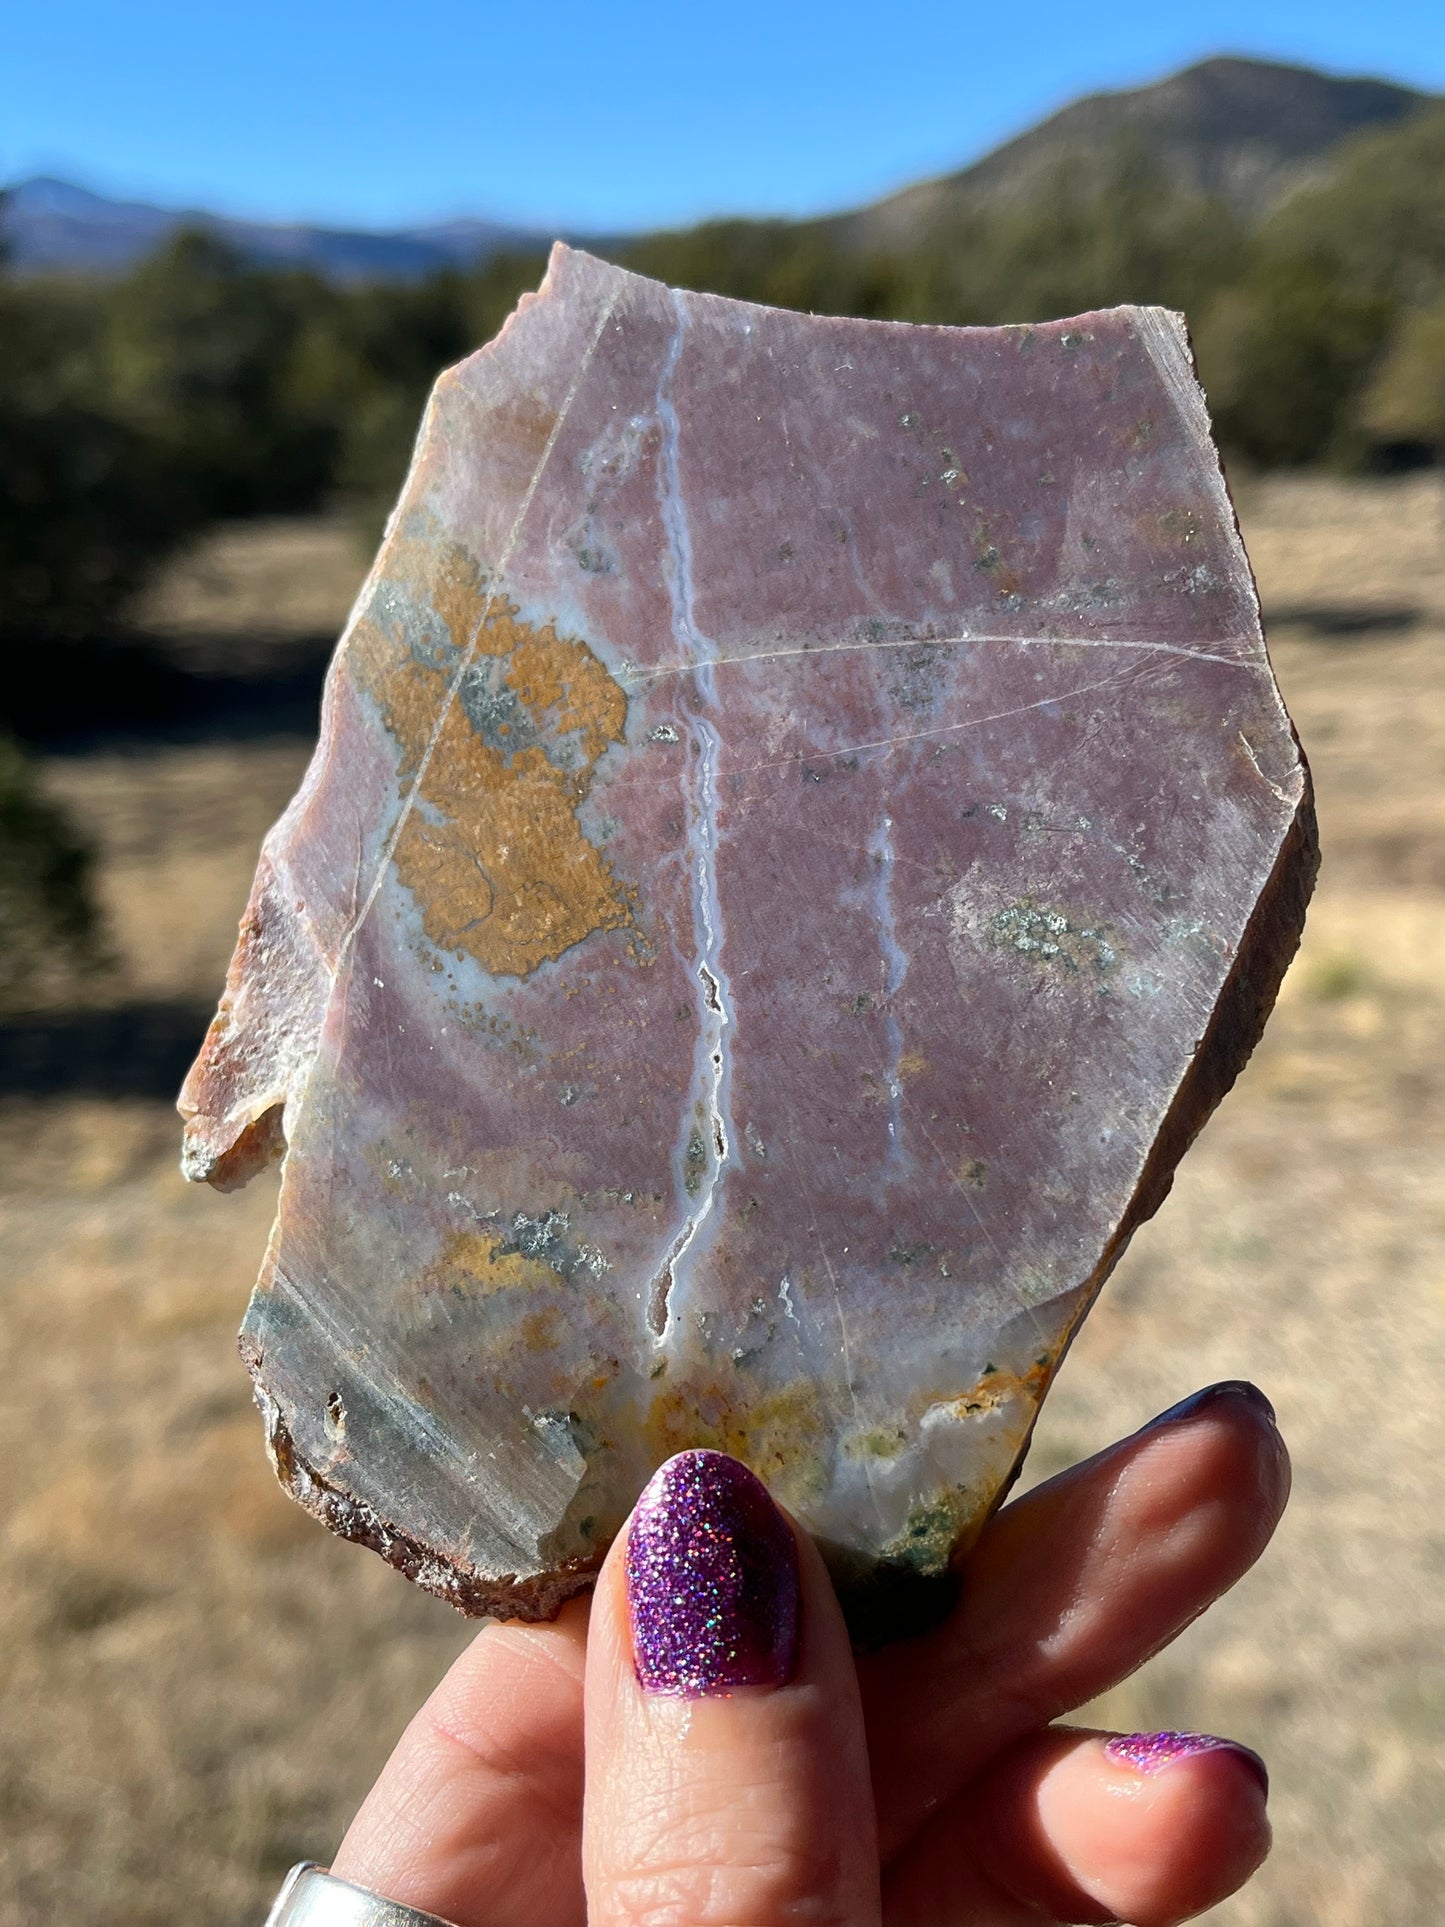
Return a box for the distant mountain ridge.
[2,177,558,280]
[4,55,1437,280]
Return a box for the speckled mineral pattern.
[179,245,1316,1641]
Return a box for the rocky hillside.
[842,56,1429,250]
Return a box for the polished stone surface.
[180,246,1315,1636]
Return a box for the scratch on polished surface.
[620,630,1255,687]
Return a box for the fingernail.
[1149,1380,1276,1429]
[626,1449,800,1698]
[1106,1730,1270,1796]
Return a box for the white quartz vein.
[647,290,740,1342]
[869,812,910,1170]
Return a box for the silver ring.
[265,1863,464,1927]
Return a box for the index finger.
[332,1600,590,1927]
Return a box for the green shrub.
[1195,256,1394,466]
[0,276,191,641]
[0,733,101,1004]
[1358,300,1445,452]
[101,230,338,519]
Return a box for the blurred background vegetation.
[3,60,1445,1925]
[7,104,1445,648]
[2,94,1444,995]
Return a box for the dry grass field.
[2,477,1443,1924]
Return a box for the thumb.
[583,1450,881,1927]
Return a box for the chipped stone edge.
[241,1335,603,1622]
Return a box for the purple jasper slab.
[180,245,1315,1639]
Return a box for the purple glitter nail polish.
[626,1449,800,1697]
[1106,1731,1269,1795]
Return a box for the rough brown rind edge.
[199,1102,287,1192]
[240,1335,603,1622]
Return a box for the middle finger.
[861,1381,1289,1857]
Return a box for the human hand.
[332,1380,1285,1926]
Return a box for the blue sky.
[5,0,1443,232]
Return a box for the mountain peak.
[847,54,1432,247]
